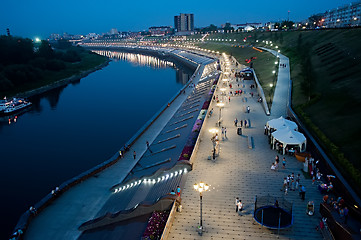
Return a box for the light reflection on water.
[93,50,175,69]
[0,51,193,239]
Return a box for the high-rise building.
[174,13,194,33]
[323,1,361,28]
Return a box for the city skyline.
[0,0,357,38]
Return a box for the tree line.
[0,36,84,92]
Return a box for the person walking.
[221,127,225,139]
[133,150,136,160]
[234,118,238,127]
[119,150,122,158]
[224,127,227,138]
[146,141,152,153]
[240,120,243,127]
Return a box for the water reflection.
[95,50,192,86]
[94,51,175,69]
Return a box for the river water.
[0,51,193,238]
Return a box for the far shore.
[14,59,110,99]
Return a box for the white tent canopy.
[267,116,298,132]
[271,127,307,154]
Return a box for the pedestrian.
[290,173,295,191]
[234,118,238,127]
[221,127,225,140]
[296,173,300,189]
[224,127,227,138]
[240,120,243,127]
[281,177,287,191]
[229,96,231,102]
[264,125,267,135]
[176,186,181,196]
[237,200,243,212]
[119,150,122,158]
[344,207,349,223]
[133,150,136,160]
[282,157,286,169]
[235,197,239,212]
[244,119,248,128]
[146,141,153,153]
[247,106,250,113]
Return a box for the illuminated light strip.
[252,47,263,53]
[114,168,189,194]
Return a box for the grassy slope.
[188,29,361,193]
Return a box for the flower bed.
[142,211,170,240]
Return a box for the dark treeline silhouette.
[0,36,83,93]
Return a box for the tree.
[308,14,324,28]
[223,23,234,32]
[281,20,295,30]
[201,24,218,33]
[38,40,54,59]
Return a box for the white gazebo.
[271,127,307,155]
[266,116,298,134]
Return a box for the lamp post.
[209,128,219,160]
[216,102,224,126]
[194,182,209,235]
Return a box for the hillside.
[190,28,361,194]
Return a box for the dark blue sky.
[0,0,354,38]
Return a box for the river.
[0,50,193,238]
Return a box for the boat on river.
[0,97,32,115]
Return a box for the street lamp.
[216,102,224,126]
[194,182,210,235]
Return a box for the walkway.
[168,55,323,239]
[259,47,290,118]
[24,65,207,240]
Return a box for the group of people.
[271,155,287,171]
[170,186,182,197]
[234,118,249,128]
[280,172,302,195]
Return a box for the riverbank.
[13,58,110,98]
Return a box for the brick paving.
[168,54,323,239]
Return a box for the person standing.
[133,150,136,160]
[221,127,225,139]
[119,150,122,158]
[237,200,243,212]
[296,173,300,190]
[224,127,227,138]
[235,197,239,212]
[282,157,286,169]
[234,118,238,127]
[176,186,181,197]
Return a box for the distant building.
[223,23,263,31]
[109,28,119,35]
[149,26,172,36]
[323,1,361,28]
[174,13,194,34]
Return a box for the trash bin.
[237,127,242,135]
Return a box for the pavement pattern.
[167,54,324,240]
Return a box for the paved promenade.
[168,55,323,239]
[24,65,207,240]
